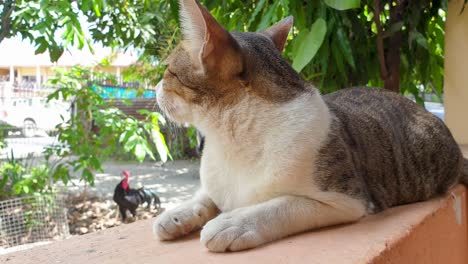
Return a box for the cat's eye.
[167,69,178,78]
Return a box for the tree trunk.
[383,0,407,93]
[384,32,402,93]
[374,0,407,93]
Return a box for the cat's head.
[156,0,306,126]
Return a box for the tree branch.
[0,0,16,44]
[373,0,388,81]
[384,0,406,93]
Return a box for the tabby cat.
[153,0,468,252]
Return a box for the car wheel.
[23,119,37,137]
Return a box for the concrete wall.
[1,184,466,264]
[445,0,468,144]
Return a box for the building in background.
[0,37,138,101]
[0,38,154,142]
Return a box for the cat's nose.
[156,79,164,92]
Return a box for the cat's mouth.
[156,79,164,93]
[156,80,181,122]
[156,80,171,116]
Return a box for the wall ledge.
[1,185,467,264]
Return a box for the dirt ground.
[65,159,201,210]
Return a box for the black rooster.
[113,170,161,221]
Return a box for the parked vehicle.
[0,97,71,137]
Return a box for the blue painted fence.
[92,85,156,99]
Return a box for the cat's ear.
[261,16,294,52]
[179,0,242,77]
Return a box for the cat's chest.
[200,154,274,211]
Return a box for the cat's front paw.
[153,203,207,240]
[200,211,264,252]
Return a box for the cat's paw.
[200,211,264,252]
[153,203,207,240]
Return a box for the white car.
[0,97,71,137]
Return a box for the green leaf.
[290,0,307,29]
[0,174,8,190]
[81,0,90,12]
[409,31,428,50]
[318,38,330,87]
[151,128,170,163]
[432,66,443,97]
[13,183,22,195]
[408,84,425,107]
[386,21,404,35]
[168,0,180,24]
[335,28,356,70]
[123,135,138,152]
[49,46,64,62]
[93,1,102,17]
[35,39,48,54]
[291,28,309,59]
[292,18,327,72]
[248,0,268,29]
[323,0,360,10]
[134,143,146,162]
[82,169,94,186]
[331,37,348,82]
[119,131,129,143]
[258,2,279,30]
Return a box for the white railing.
[0,81,55,99]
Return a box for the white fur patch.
[156,79,197,124]
[196,91,337,211]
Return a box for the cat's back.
[324,87,421,123]
[323,87,449,143]
[317,87,463,212]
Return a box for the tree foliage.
[0,0,158,61]
[1,0,456,98]
[133,0,452,100]
[45,65,170,186]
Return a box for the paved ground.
[65,159,201,210]
[0,136,201,210]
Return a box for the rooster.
[113,170,161,221]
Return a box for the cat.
[153,0,468,252]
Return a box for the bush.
[45,65,171,186]
[0,152,56,200]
